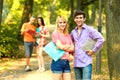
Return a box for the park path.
[1,70,53,80]
[0,53,75,80]
[0,53,55,80]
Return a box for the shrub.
[0,24,24,58]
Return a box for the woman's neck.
[39,25,44,27]
[58,29,64,34]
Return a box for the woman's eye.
[59,22,66,24]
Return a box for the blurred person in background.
[35,17,50,72]
[20,16,36,72]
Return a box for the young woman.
[51,16,74,80]
[36,17,50,72]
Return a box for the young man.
[20,16,36,72]
[70,10,105,80]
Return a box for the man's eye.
[76,17,83,19]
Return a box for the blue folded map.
[43,41,65,61]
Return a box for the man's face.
[74,15,86,27]
[30,17,36,24]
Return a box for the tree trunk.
[70,0,74,17]
[105,0,120,79]
[0,0,3,26]
[76,0,83,10]
[19,0,34,29]
[89,4,96,24]
[68,0,75,32]
[49,4,55,24]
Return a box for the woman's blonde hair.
[55,16,69,35]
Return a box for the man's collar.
[75,23,86,30]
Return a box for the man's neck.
[28,22,33,25]
[77,25,82,30]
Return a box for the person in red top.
[35,17,50,72]
[51,16,74,80]
[20,16,36,72]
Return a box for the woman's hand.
[35,33,40,37]
[39,33,50,38]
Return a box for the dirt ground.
[0,52,75,80]
[0,52,109,80]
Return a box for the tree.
[19,0,34,29]
[105,0,120,79]
[76,0,97,10]
[48,2,56,24]
[68,0,75,32]
[0,0,3,26]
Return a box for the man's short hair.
[74,10,86,18]
[31,16,36,18]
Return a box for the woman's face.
[38,19,42,25]
[58,19,66,30]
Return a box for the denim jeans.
[51,59,71,73]
[24,42,34,58]
[74,64,92,80]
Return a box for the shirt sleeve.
[70,31,74,42]
[68,35,74,45]
[45,27,49,35]
[89,28,105,52]
[21,23,26,32]
[52,31,59,44]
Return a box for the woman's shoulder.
[42,26,48,29]
[65,34,71,39]
[52,30,58,35]
[42,26,49,30]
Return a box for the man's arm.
[20,24,25,35]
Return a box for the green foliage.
[0,0,24,58]
[0,24,23,58]
[0,2,20,58]
[56,0,70,10]
[4,0,13,9]
[33,0,71,24]
[68,16,76,33]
